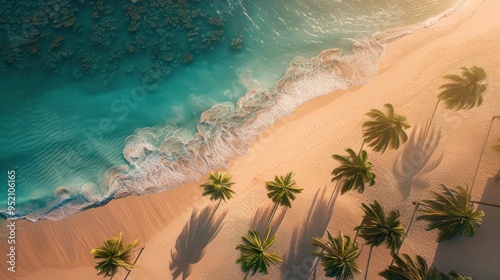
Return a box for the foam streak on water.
[1,0,467,221]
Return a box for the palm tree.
[236,228,283,277]
[362,103,411,153]
[417,185,484,242]
[312,231,361,280]
[438,66,487,110]
[427,66,487,135]
[200,171,236,213]
[355,201,405,280]
[379,254,448,280]
[91,232,139,278]
[332,148,376,195]
[265,171,303,227]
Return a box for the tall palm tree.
[362,103,411,153]
[332,148,376,195]
[200,171,236,212]
[236,228,283,277]
[312,231,361,280]
[265,171,303,227]
[91,232,139,278]
[417,185,484,242]
[356,201,405,280]
[426,66,487,135]
[379,254,448,280]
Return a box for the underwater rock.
[49,35,64,51]
[124,42,134,53]
[27,44,40,54]
[182,54,193,63]
[79,53,100,74]
[231,36,243,49]
[208,17,224,27]
[90,17,120,48]
[209,30,223,41]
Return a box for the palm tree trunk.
[123,247,145,280]
[308,183,341,280]
[425,99,440,137]
[267,203,280,229]
[363,245,374,280]
[359,137,366,155]
[211,198,223,218]
[307,248,324,280]
[391,201,420,265]
[330,180,341,202]
[470,116,499,196]
[242,270,250,280]
[353,219,363,244]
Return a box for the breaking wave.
[2,0,467,222]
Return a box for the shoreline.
[3,0,500,278]
[4,1,468,223]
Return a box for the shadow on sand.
[281,186,338,280]
[393,124,443,198]
[432,169,500,279]
[249,204,287,236]
[170,206,227,280]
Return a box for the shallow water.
[0,0,462,220]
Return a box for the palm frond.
[417,185,484,242]
[312,231,361,280]
[331,148,376,194]
[200,171,236,202]
[438,66,487,110]
[362,103,411,153]
[91,232,139,278]
[448,270,472,280]
[265,171,303,208]
[236,228,283,276]
[355,200,405,253]
[379,254,448,280]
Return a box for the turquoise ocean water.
[0,0,462,221]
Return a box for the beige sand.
[2,0,500,279]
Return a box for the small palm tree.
[200,171,236,212]
[332,148,376,195]
[362,103,411,153]
[417,185,484,242]
[265,171,303,227]
[356,201,405,280]
[438,66,487,110]
[312,231,361,280]
[236,228,283,277]
[379,254,448,280]
[91,232,139,278]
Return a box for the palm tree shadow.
[250,205,287,236]
[170,206,227,280]
[393,124,443,198]
[281,187,337,279]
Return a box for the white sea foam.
[11,0,468,222]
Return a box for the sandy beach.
[2,0,500,279]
